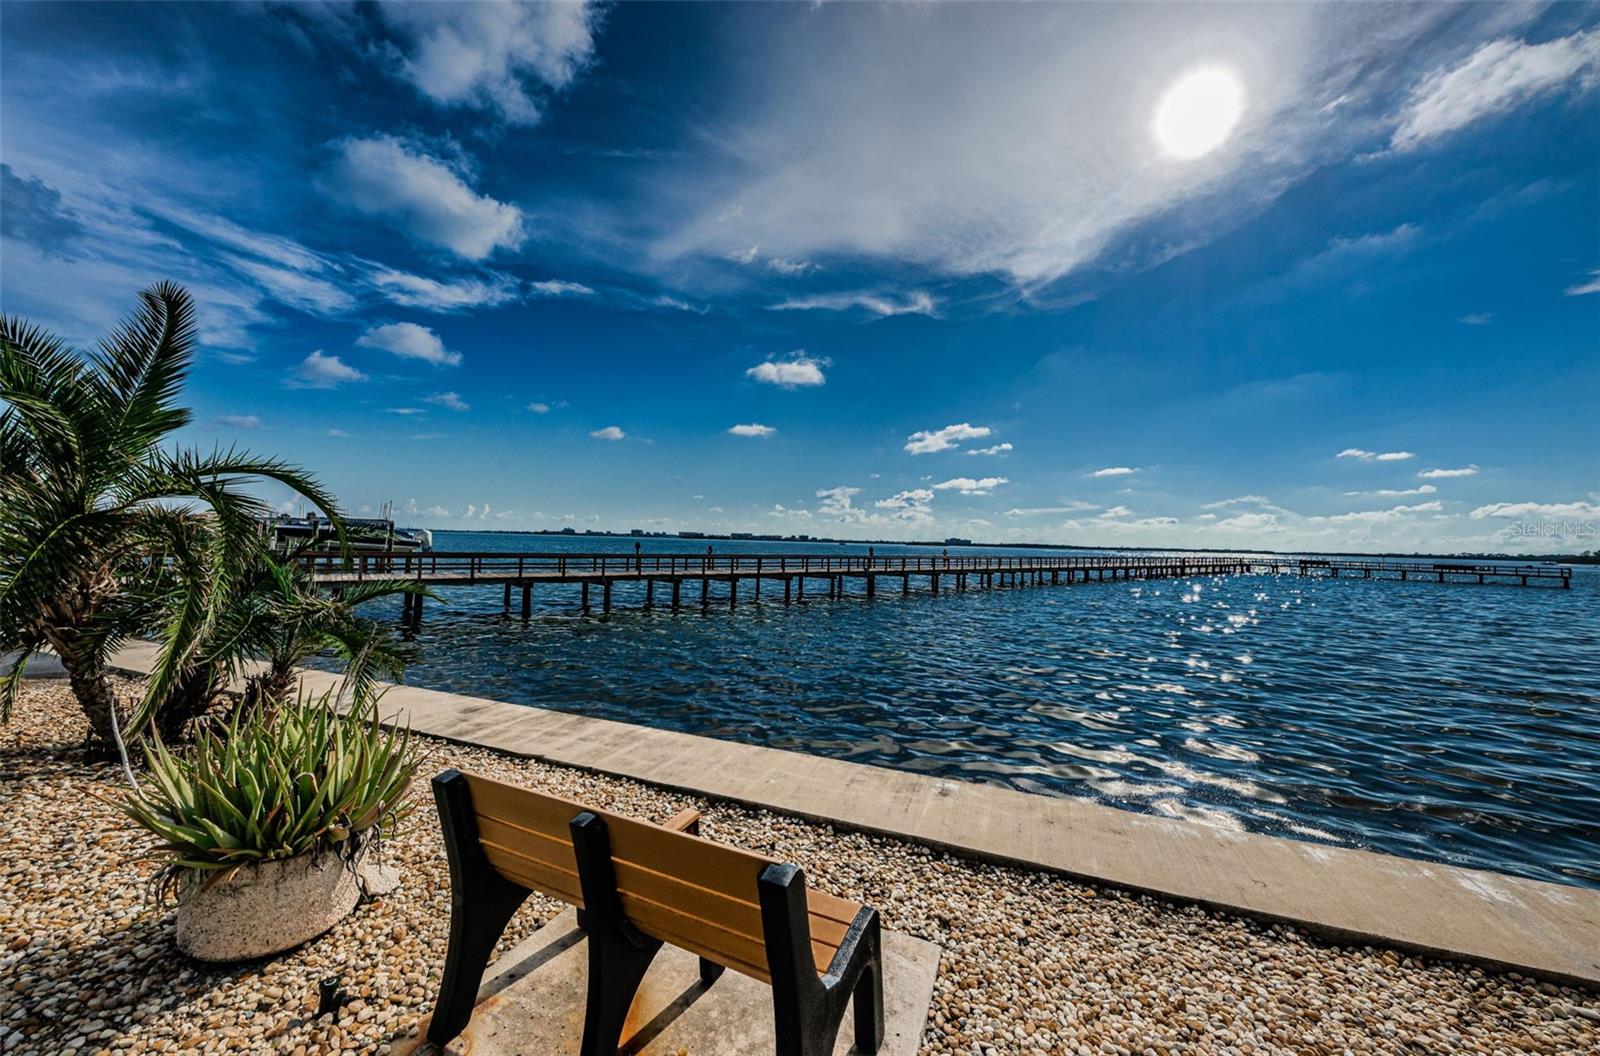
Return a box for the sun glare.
[1153,67,1244,160]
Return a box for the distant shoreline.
[430,527,1596,565]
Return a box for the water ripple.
[336,536,1600,888]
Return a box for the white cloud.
[904,423,991,455]
[1418,465,1479,479]
[1211,511,1281,533]
[215,414,260,429]
[815,485,861,518]
[728,423,776,438]
[426,391,470,411]
[1099,505,1133,518]
[875,488,934,510]
[327,135,524,260]
[591,425,626,441]
[357,321,462,367]
[527,401,551,414]
[1470,500,1600,520]
[327,429,351,438]
[771,290,937,316]
[1005,502,1098,516]
[1566,268,1600,297]
[378,0,599,125]
[1089,466,1137,478]
[966,442,1014,457]
[1344,484,1438,498]
[746,353,827,388]
[222,254,356,315]
[369,267,521,311]
[1202,495,1272,509]
[388,407,426,416]
[1324,501,1443,524]
[530,279,596,297]
[1459,312,1492,326]
[290,350,366,389]
[653,5,1485,286]
[766,257,815,276]
[1337,448,1414,462]
[933,476,1009,496]
[1391,30,1600,151]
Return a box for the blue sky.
[2,2,1597,552]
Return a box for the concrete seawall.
[111,640,1600,987]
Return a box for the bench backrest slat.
[461,772,850,981]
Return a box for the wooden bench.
[429,769,885,1056]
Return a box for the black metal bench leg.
[761,864,887,1056]
[428,771,532,1047]
[760,863,837,1056]
[571,812,664,1056]
[851,913,885,1055]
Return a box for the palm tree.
[131,542,427,739]
[0,282,340,747]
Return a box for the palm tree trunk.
[57,641,119,747]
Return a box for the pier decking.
[299,549,1571,623]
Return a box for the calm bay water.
[346,531,1600,888]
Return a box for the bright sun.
[1153,67,1245,160]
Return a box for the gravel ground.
[3,677,1597,1056]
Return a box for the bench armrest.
[662,808,701,835]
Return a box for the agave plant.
[0,282,342,746]
[122,689,417,887]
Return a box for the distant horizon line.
[425,526,1594,564]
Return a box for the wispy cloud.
[1470,500,1598,519]
[1459,312,1492,326]
[1337,448,1414,462]
[771,290,936,317]
[369,267,521,311]
[1390,30,1600,151]
[904,423,991,455]
[1418,465,1479,479]
[1089,466,1137,478]
[1005,502,1097,516]
[1565,268,1600,297]
[214,414,260,429]
[966,442,1013,457]
[527,401,551,414]
[728,423,776,438]
[590,425,626,441]
[530,279,596,297]
[425,391,470,411]
[1344,484,1437,498]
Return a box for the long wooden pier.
[299,550,1571,624]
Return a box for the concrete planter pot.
[174,845,391,962]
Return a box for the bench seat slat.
[459,772,863,980]
[608,859,853,951]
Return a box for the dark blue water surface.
[349,531,1600,888]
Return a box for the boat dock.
[299,550,1572,624]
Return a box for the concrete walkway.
[111,641,1600,987]
[393,909,941,1056]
